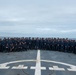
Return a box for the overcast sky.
[0,0,76,38]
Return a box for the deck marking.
[12,65,28,69]
[41,60,76,67]
[0,50,76,72]
[67,66,76,71]
[30,66,46,70]
[0,60,36,65]
[32,50,41,75]
[0,64,10,69]
[49,66,65,71]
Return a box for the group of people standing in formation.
[0,37,76,54]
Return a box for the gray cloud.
[0,0,76,38]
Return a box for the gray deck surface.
[0,50,76,75]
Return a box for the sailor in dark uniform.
[71,40,75,53]
[29,38,32,50]
[14,43,18,52]
[18,42,22,51]
[46,38,50,50]
[43,38,46,50]
[22,42,27,51]
[36,38,39,50]
[0,39,2,52]
[56,39,60,51]
[10,43,14,52]
[64,40,69,52]
[69,40,72,53]
[51,40,55,50]
[60,40,64,52]
[26,38,30,50]
[5,43,9,52]
[2,39,7,52]
[74,44,76,54]
[49,39,52,50]
[54,39,57,51]
[40,38,44,50]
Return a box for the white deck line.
[0,64,9,69]
[35,50,41,75]
[49,66,65,71]
[67,66,76,71]
[12,65,28,69]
